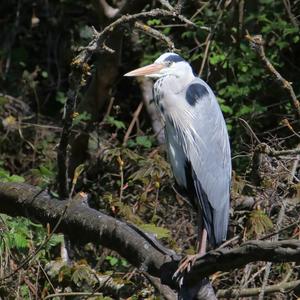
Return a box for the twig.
[123,101,144,146]
[236,264,253,299]
[56,76,80,199]
[288,144,300,183]
[134,21,175,51]
[260,219,300,241]
[238,0,245,39]
[143,272,177,300]
[158,0,174,11]
[158,0,195,26]
[239,118,261,144]
[282,0,299,28]
[245,34,300,119]
[73,8,195,66]
[259,203,286,299]
[281,118,300,139]
[44,292,105,299]
[198,0,225,76]
[255,143,300,157]
[217,278,300,298]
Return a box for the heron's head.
[124,52,193,79]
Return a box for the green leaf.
[71,265,91,286]
[106,255,119,266]
[8,175,25,183]
[39,165,53,177]
[12,232,28,249]
[136,136,152,148]
[139,223,170,239]
[246,210,273,238]
[106,116,126,129]
[48,234,64,247]
[56,91,67,104]
[73,112,91,125]
[126,139,136,148]
[209,53,226,65]
[0,169,10,180]
[147,19,161,26]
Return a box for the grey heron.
[124,53,231,269]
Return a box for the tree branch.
[217,278,300,298]
[181,240,300,287]
[73,8,195,66]
[246,34,300,119]
[134,21,175,51]
[1,182,300,296]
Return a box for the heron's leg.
[198,228,207,256]
[173,228,207,281]
[196,215,206,255]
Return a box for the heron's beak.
[124,63,165,77]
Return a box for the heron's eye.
[165,61,173,67]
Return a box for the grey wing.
[166,78,231,246]
[188,78,231,246]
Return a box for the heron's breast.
[153,79,166,114]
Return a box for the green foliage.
[56,91,67,105]
[105,116,126,130]
[129,153,171,186]
[106,255,128,268]
[147,19,161,26]
[246,209,273,238]
[73,111,92,125]
[31,164,55,187]
[0,214,63,254]
[139,223,170,239]
[128,135,154,149]
[0,164,25,183]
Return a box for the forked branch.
[1,182,300,296]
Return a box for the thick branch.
[182,240,300,287]
[1,182,300,296]
[0,182,173,280]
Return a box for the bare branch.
[123,101,144,146]
[1,182,300,297]
[217,278,300,298]
[282,0,299,28]
[134,21,175,51]
[158,0,174,11]
[73,8,195,66]
[255,143,300,157]
[246,34,300,119]
[56,84,79,199]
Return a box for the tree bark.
[1,182,300,297]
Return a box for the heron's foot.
[172,254,201,285]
